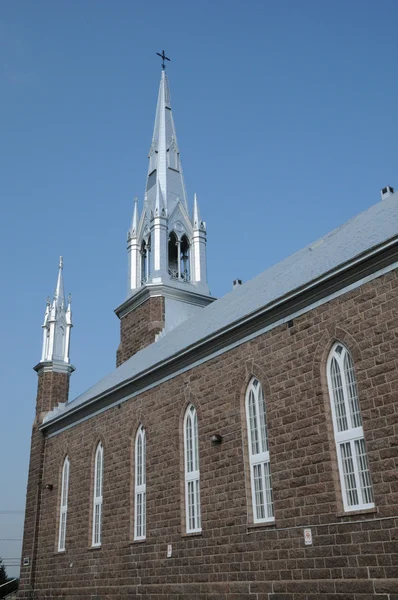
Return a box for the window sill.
[247,521,276,532]
[129,538,146,545]
[88,545,102,551]
[336,506,377,518]
[181,531,203,538]
[55,550,66,555]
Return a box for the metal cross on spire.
[156,50,170,70]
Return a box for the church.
[18,61,398,599]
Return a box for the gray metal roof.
[44,191,398,423]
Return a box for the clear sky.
[1,0,397,578]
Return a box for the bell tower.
[116,62,214,366]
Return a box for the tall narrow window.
[246,378,274,523]
[58,456,69,552]
[92,442,104,547]
[134,425,146,540]
[184,404,201,533]
[327,343,374,511]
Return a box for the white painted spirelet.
[37,257,74,374]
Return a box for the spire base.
[34,360,75,375]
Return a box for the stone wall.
[19,269,398,599]
[116,296,165,367]
[19,370,70,599]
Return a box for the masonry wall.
[22,269,398,599]
[116,296,165,366]
[19,370,70,599]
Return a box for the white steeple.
[127,69,209,295]
[39,257,73,369]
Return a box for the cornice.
[34,360,75,375]
[115,282,215,319]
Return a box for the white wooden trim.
[245,378,274,524]
[134,425,146,540]
[184,405,201,533]
[92,443,103,547]
[327,343,374,512]
[58,456,69,552]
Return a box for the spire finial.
[156,49,170,70]
[59,256,63,269]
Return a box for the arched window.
[245,378,274,523]
[92,442,104,547]
[58,456,69,552]
[134,425,146,540]
[327,343,374,511]
[184,404,201,533]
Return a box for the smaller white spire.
[42,297,51,327]
[130,197,139,238]
[193,193,200,228]
[40,257,73,365]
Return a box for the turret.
[34,257,75,419]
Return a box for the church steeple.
[37,257,74,371]
[116,63,215,367]
[127,68,209,294]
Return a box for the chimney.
[233,279,242,290]
[381,185,394,200]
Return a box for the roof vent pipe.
[381,186,394,200]
[233,279,242,289]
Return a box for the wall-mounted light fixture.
[45,484,53,491]
[211,434,222,444]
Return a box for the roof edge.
[41,235,398,434]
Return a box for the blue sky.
[1,0,397,577]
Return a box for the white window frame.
[58,456,69,552]
[184,404,201,533]
[92,442,104,547]
[134,425,146,540]
[327,343,374,512]
[245,378,274,524]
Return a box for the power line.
[0,538,22,541]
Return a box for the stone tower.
[33,256,74,417]
[19,258,74,598]
[116,69,215,366]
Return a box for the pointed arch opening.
[141,236,151,284]
[180,235,190,282]
[58,456,70,552]
[326,342,374,511]
[168,231,179,279]
[245,377,274,523]
[184,404,201,533]
[168,231,191,283]
[92,442,104,547]
[134,425,146,540]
